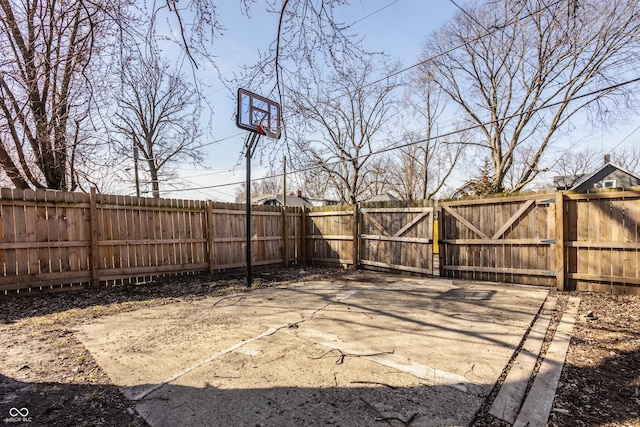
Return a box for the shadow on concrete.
[0,371,484,426]
[435,288,497,301]
[3,341,640,427]
[2,275,639,426]
[0,266,341,324]
[237,279,544,352]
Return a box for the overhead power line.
[347,0,402,27]
[162,0,636,197]
[609,123,640,152]
[195,0,568,156]
[167,75,640,194]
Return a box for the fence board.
[626,199,639,281]
[306,207,355,267]
[600,198,612,280]
[2,187,639,296]
[2,189,16,277]
[611,198,624,280]
[359,204,433,275]
[14,190,28,276]
[23,190,38,275]
[440,193,556,286]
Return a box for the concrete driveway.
[76,272,548,426]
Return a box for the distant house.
[304,196,340,207]
[554,155,640,191]
[364,192,401,203]
[252,190,339,207]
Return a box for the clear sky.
[156,1,460,202]
[152,1,639,202]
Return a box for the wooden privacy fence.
[305,206,357,268]
[439,193,558,287]
[0,188,303,296]
[439,190,640,294]
[302,203,435,275]
[359,204,434,275]
[562,190,640,293]
[2,187,639,296]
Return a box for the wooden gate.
[439,193,557,286]
[359,205,434,275]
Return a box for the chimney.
[296,189,302,197]
[604,154,611,164]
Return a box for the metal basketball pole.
[245,132,260,287]
[236,87,281,288]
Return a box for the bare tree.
[112,55,202,198]
[422,0,640,194]
[611,145,640,174]
[552,147,602,178]
[231,0,372,167]
[145,1,223,68]
[386,132,467,201]
[360,155,394,201]
[0,0,119,190]
[0,0,367,192]
[0,0,225,192]
[234,169,283,203]
[290,59,399,204]
[238,0,365,93]
[392,65,467,201]
[386,144,423,201]
[293,167,332,200]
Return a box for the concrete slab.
[76,273,548,426]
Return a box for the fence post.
[434,206,441,277]
[206,200,215,275]
[301,208,308,265]
[89,188,99,288]
[555,191,565,291]
[353,204,359,270]
[282,207,289,267]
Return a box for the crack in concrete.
[133,289,355,402]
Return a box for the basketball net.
[257,120,283,140]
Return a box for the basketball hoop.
[257,119,284,140]
[236,88,282,140]
[235,88,284,288]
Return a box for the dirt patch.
[2,269,639,426]
[550,292,640,427]
[472,291,640,427]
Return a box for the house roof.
[251,193,313,207]
[553,174,586,190]
[365,192,400,203]
[567,161,640,190]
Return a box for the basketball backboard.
[236,88,282,139]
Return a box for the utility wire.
[168,0,635,195]
[347,0,402,27]
[328,0,567,100]
[191,0,568,156]
[609,123,640,152]
[166,75,640,193]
